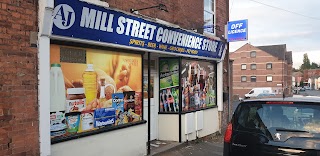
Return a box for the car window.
[234,102,320,134]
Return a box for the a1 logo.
[53,4,75,30]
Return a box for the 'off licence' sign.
[227,19,248,42]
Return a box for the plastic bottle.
[83,64,97,106]
[50,63,66,112]
[99,78,107,104]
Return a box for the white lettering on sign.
[53,4,223,54]
[80,7,114,32]
[156,28,203,50]
[228,22,246,35]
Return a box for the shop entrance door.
[143,67,158,140]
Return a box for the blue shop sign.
[52,0,226,59]
[227,19,248,42]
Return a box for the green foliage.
[299,53,311,70]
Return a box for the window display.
[50,44,143,141]
[181,59,216,112]
[159,58,180,113]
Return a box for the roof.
[286,51,292,64]
[243,96,320,103]
[292,72,303,77]
[256,44,287,60]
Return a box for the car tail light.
[224,122,232,143]
[266,101,293,104]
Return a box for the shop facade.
[38,0,228,155]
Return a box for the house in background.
[293,71,303,86]
[230,43,293,98]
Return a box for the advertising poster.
[49,44,142,139]
[159,58,179,113]
[181,59,216,111]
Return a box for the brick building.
[303,69,320,82]
[0,0,232,156]
[230,43,293,98]
[0,0,39,156]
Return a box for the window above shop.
[250,51,256,58]
[251,76,256,82]
[241,64,247,70]
[203,0,216,36]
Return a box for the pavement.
[153,134,224,156]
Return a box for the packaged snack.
[50,111,66,138]
[80,110,94,132]
[65,112,81,134]
[94,108,116,128]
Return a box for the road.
[298,89,320,96]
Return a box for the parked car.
[244,87,276,99]
[300,87,305,91]
[224,97,320,156]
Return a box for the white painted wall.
[39,1,54,155]
[51,124,147,156]
[217,61,223,111]
[181,108,219,142]
[158,114,179,141]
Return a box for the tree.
[292,68,299,72]
[311,62,319,69]
[300,53,311,70]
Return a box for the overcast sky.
[229,0,320,69]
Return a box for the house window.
[203,0,215,35]
[241,76,247,82]
[251,64,256,70]
[267,75,273,82]
[251,76,256,82]
[266,63,272,69]
[250,51,256,58]
[241,64,246,70]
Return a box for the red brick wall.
[104,0,203,31]
[0,0,39,155]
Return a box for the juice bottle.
[83,64,97,106]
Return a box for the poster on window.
[159,58,179,112]
[49,44,142,139]
[181,59,216,111]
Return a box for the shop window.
[250,51,256,58]
[251,64,257,70]
[203,0,216,35]
[241,64,246,70]
[241,76,247,82]
[50,44,143,142]
[251,76,257,82]
[159,58,217,113]
[266,63,272,69]
[267,75,273,82]
[159,58,180,113]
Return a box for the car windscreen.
[234,102,320,135]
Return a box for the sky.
[229,0,320,69]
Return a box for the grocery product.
[50,63,66,112]
[80,110,94,131]
[83,64,97,105]
[66,88,86,112]
[50,111,66,138]
[65,112,81,134]
[94,108,116,128]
